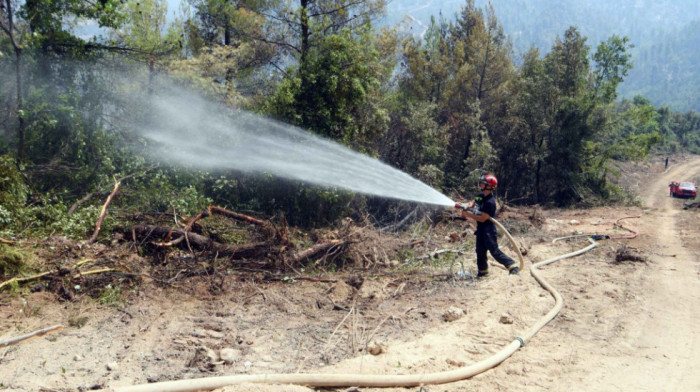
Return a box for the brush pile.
[0,206,393,299]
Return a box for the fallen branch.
[73,268,118,279]
[133,225,274,259]
[365,314,392,348]
[208,206,267,226]
[0,325,63,348]
[0,271,53,291]
[183,211,206,232]
[87,179,121,243]
[380,208,418,233]
[152,236,185,247]
[324,306,354,357]
[187,206,289,244]
[68,192,99,215]
[293,240,346,264]
[0,237,16,245]
[84,166,158,242]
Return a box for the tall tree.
[542,27,597,203]
[441,1,513,193]
[397,15,451,105]
[111,0,182,93]
[0,0,129,199]
[547,27,590,97]
[2,0,123,162]
[186,0,282,102]
[593,35,633,104]
[0,0,27,162]
[265,27,389,150]
[505,47,554,203]
[272,0,386,61]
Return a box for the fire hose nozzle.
[455,202,481,215]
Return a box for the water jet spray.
[133,83,454,208]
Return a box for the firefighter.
[460,174,519,278]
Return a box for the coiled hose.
[101,220,601,392]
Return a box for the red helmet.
[479,174,498,189]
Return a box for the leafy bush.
[0,155,29,223]
[417,164,444,188]
[122,168,213,218]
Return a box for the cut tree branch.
[0,271,53,291]
[187,206,289,244]
[87,179,121,243]
[0,325,63,348]
[68,192,98,215]
[292,240,346,264]
[208,206,267,226]
[152,236,185,247]
[72,268,118,279]
[73,165,157,218]
[133,225,274,260]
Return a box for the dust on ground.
[1,154,699,392]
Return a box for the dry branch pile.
[0,205,368,298]
[130,206,351,269]
[1,183,452,300]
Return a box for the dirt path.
[599,157,700,391]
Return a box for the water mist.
[131,82,454,207]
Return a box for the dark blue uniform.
[474,192,516,274]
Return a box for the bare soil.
[1,155,699,392]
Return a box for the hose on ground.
[488,217,525,272]
[521,238,598,345]
[100,219,598,392]
[552,234,610,243]
[610,215,641,239]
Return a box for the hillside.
[387,0,700,111]
[618,19,700,112]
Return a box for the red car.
[669,181,697,198]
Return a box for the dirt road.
[601,158,700,391]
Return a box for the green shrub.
[0,155,29,231]
[98,284,124,307]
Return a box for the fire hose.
[99,215,618,392]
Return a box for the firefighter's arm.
[463,210,491,223]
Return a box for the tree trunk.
[535,159,541,203]
[477,36,491,101]
[15,46,24,163]
[3,0,25,163]
[148,55,155,95]
[300,0,309,62]
[459,134,471,175]
[224,23,234,98]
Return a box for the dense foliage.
[1,0,699,240]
